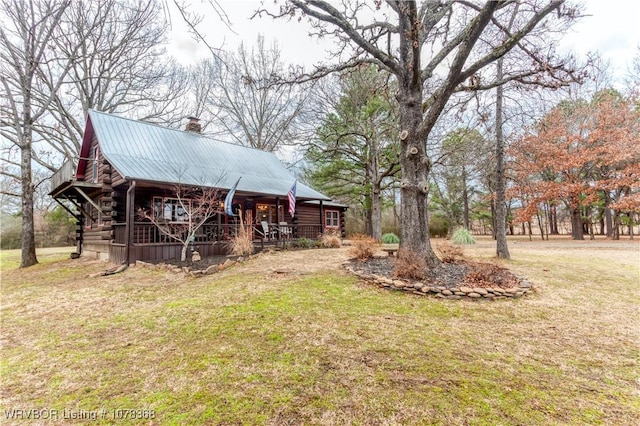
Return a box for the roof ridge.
[87,109,284,155]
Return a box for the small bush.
[393,249,426,280]
[435,241,464,263]
[293,237,314,249]
[348,234,377,261]
[429,214,449,238]
[230,224,254,256]
[381,233,400,244]
[451,228,475,245]
[321,230,342,248]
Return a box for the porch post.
[275,197,281,243]
[319,200,324,234]
[125,180,136,265]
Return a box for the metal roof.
[87,110,329,200]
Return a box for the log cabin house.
[49,110,346,264]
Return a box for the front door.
[256,204,277,224]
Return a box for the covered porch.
[109,221,325,264]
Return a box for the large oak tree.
[259,0,580,271]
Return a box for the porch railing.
[50,159,76,193]
[109,222,324,245]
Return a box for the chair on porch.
[257,221,276,240]
[278,222,292,240]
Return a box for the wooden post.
[125,180,136,265]
[319,200,324,235]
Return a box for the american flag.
[288,180,297,217]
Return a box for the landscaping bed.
[343,256,532,300]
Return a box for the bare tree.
[256,0,582,271]
[0,162,21,213]
[203,35,312,152]
[0,0,73,267]
[36,0,189,171]
[138,184,223,262]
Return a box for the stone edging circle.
[342,262,534,300]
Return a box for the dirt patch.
[152,254,242,270]
[238,247,351,275]
[137,247,353,278]
[166,245,524,290]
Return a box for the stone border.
[133,253,262,278]
[342,263,534,300]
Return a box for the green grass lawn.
[1,239,639,425]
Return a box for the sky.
[167,0,640,87]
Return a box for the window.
[83,200,104,228]
[325,210,339,228]
[152,197,190,222]
[92,146,99,182]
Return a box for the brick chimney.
[185,116,202,133]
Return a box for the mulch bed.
[347,257,522,289]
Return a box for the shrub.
[0,214,21,250]
[429,214,449,238]
[230,224,254,256]
[451,228,475,245]
[348,234,377,261]
[293,237,314,249]
[381,233,400,244]
[435,240,464,263]
[320,230,342,248]
[393,249,426,280]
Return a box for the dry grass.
[393,249,427,280]
[229,223,254,256]
[320,230,342,248]
[348,234,377,260]
[434,240,464,263]
[1,237,639,425]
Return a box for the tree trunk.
[536,211,545,240]
[494,69,510,259]
[398,89,439,270]
[370,141,382,241]
[181,244,188,262]
[490,198,497,240]
[364,166,373,236]
[462,166,470,230]
[604,192,613,238]
[570,207,584,240]
[20,122,38,268]
[371,184,382,241]
[550,203,559,234]
[612,210,620,240]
